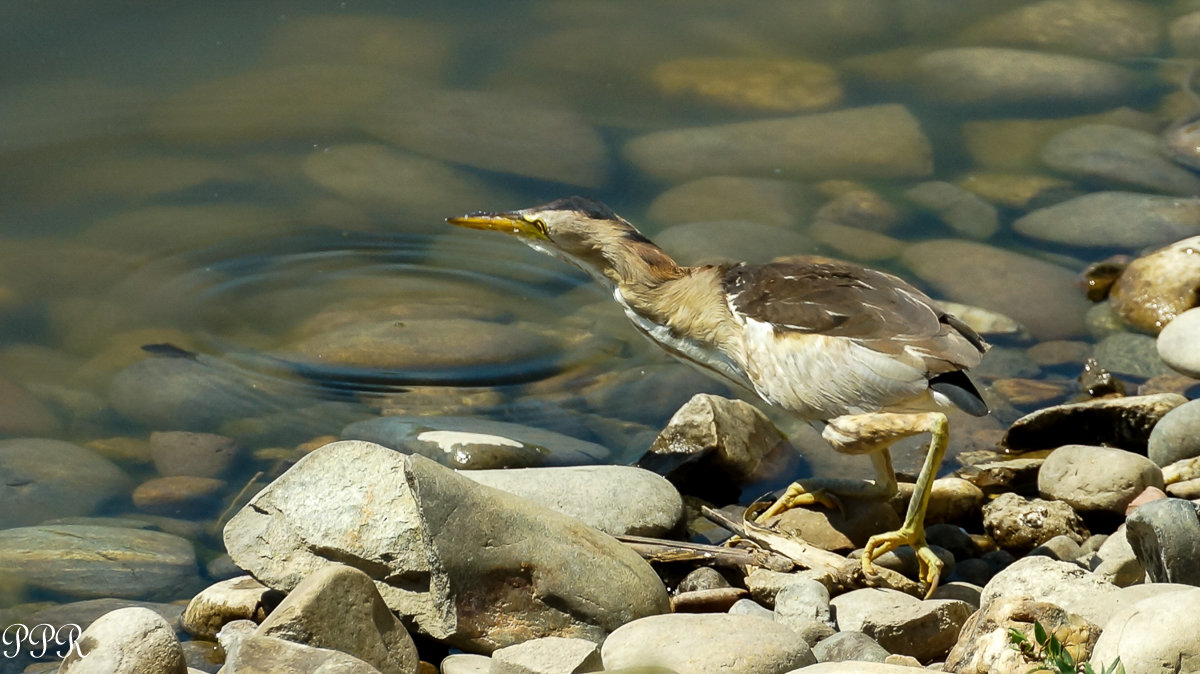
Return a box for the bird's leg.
[851,411,949,598]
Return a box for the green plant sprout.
[1008,620,1124,674]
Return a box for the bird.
[447,196,988,595]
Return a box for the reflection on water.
[0,0,1195,615]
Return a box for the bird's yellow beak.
[446,211,548,239]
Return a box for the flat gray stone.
[646,176,820,229]
[490,636,601,674]
[223,441,667,652]
[58,607,186,674]
[1125,497,1200,585]
[623,104,933,183]
[1159,307,1200,379]
[901,239,1089,340]
[914,47,1137,106]
[600,613,815,673]
[1041,126,1200,196]
[0,438,132,529]
[222,634,382,673]
[860,599,973,663]
[1013,191,1200,249]
[342,416,610,470]
[904,180,998,239]
[1149,398,1200,467]
[1094,332,1175,379]
[0,525,200,600]
[107,355,281,431]
[774,578,833,630]
[363,89,608,188]
[956,0,1165,59]
[1002,393,1187,453]
[1092,586,1200,674]
[461,465,681,537]
[810,631,889,664]
[255,564,418,674]
[651,220,818,267]
[1038,444,1164,513]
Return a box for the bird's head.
[447,196,680,286]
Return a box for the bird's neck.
[617,265,735,347]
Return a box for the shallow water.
[0,0,1193,616]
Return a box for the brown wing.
[721,258,986,370]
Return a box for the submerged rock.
[1109,235,1200,334]
[955,0,1164,60]
[623,104,933,183]
[646,176,820,229]
[650,57,843,113]
[223,441,667,652]
[1014,192,1200,250]
[1040,125,1200,196]
[914,48,1138,107]
[0,438,131,529]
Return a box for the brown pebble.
[1138,373,1200,397]
[1125,486,1168,516]
[417,662,438,674]
[992,378,1071,407]
[133,475,226,517]
[1027,340,1091,367]
[1166,478,1200,500]
[670,587,747,613]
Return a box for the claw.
[754,483,840,523]
[861,527,944,598]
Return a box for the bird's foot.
[754,482,841,523]
[861,525,943,599]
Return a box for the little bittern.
[448,197,987,595]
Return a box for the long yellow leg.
[860,412,949,598]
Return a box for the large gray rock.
[58,607,186,674]
[979,556,1119,626]
[901,239,1088,340]
[1012,191,1200,249]
[810,631,889,664]
[829,589,971,662]
[1038,444,1164,513]
[107,355,281,431]
[1158,307,1200,378]
[622,104,933,183]
[0,524,200,600]
[1091,587,1200,674]
[341,416,610,470]
[904,180,998,239]
[1041,127,1200,197]
[461,465,682,537]
[256,564,418,674]
[223,441,668,652]
[0,438,132,528]
[1149,398,1200,467]
[600,613,816,673]
[914,48,1138,106]
[1125,497,1200,585]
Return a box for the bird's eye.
[522,215,549,236]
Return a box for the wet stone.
[646,176,820,229]
[223,441,667,652]
[58,606,186,674]
[650,57,844,113]
[599,613,816,673]
[955,0,1165,59]
[622,104,933,184]
[1013,192,1200,250]
[1028,340,1092,367]
[902,239,1089,340]
[341,415,610,469]
[1041,125,1200,196]
[1158,307,1200,378]
[983,492,1089,553]
[132,476,225,518]
[807,221,903,261]
[914,48,1138,107]
[992,378,1071,408]
[903,180,998,239]
[1149,399,1200,467]
[812,185,903,233]
[0,438,132,529]
[0,376,58,436]
[363,89,607,188]
[955,171,1072,209]
[1171,11,1200,58]
[1002,393,1187,453]
[260,14,452,77]
[0,525,201,600]
[651,220,817,266]
[461,465,682,537]
[1109,235,1200,334]
[302,144,520,229]
[1039,445,1164,513]
[148,430,241,479]
[1125,497,1200,585]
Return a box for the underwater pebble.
[1041,125,1200,196]
[1013,191,1200,249]
[914,48,1138,107]
[955,0,1164,59]
[646,176,820,229]
[650,57,843,113]
[1109,236,1200,334]
[0,438,132,529]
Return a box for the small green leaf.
[1034,621,1049,646]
